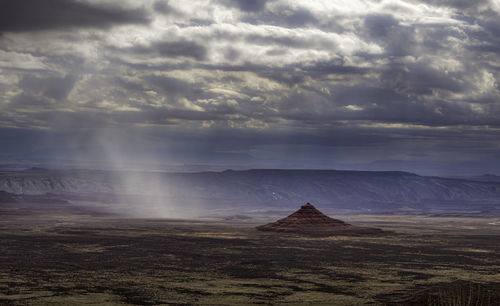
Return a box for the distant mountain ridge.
[1,169,500,212]
[451,174,500,183]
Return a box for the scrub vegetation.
[1,213,499,305]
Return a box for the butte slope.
[257,203,385,236]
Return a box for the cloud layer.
[0,0,499,174]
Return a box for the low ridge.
[257,202,385,236]
[0,191,19,203]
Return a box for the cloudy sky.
[1,0,500,175]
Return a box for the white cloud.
[0,50,51,70]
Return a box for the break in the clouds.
[0,0,500,175]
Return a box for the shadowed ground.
[1,213,499,305]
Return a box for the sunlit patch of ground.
[0,214,499,305]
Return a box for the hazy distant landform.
[1,168,500,219]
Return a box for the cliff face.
[0,170,115,195]
[1,169,500,211]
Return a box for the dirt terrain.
[1,212,499,305]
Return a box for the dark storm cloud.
[237,0,268,12]
[0,0,149,32]
[120,40,207,60]
[420,25,467,51]
[153,0,178,15]
[361,13,475,58]
[283,8,318,27]
[469,43,500,54]
[118,108,237,124]
[4,75,77,114]
[263,79,500,128]
[155,41,207,60]
[246,34,308,49]
[28,108,233,128]
[196,60,369,88]
[18,75,77,101]
[227,62,369,90]
[241,7,320,28]
[364,14,399,38]
[8,93,53,110]
[362,14,418,57]
[245,32,335,49]
[470,16,500,56]
[143,75,204,100]
[113,75,241,123]
[302,62,371,75]
[221,0,269,12]
[1,0,500,174]
[416,0,490,10]
[379,62,465,96]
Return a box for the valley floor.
[1,213,499,305]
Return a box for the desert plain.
[1,208,499,305]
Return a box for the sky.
[0,0,500,175]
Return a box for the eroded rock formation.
[257,203,385,236]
